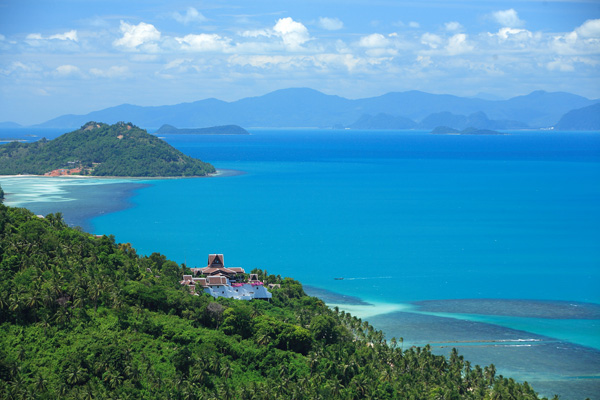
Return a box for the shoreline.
[0,168,245,180]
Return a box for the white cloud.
[89,66,129,78]
[416,55,432,67]
[575,19,600,38]
[113,21,161,51]
[163,59,191,70]
[240,29,273,38]
[26,33,43,40]
[358,33,389,48]
[408,22,420,29]
[228,53,386,73]
[355,34,400,57]
[318,17,344,31]
[494,27,533,41]
[0,61,37,75]
[172,7,207,25]
[33,88,50,96]
[156,59,205,77]
[445,22,463,32]
[0,34,5,41]
[49,30,78,41]
[421,33,443,49]
[491,9,525,28]
[176,33,232,52]
[446,33,473,55]
[26,30,78,42]
[313,54,363,71]
[228,54,300,69]
[273,17,310,50]
[547,59,575,72]
[551,19,600,56]
[54,64,82,77]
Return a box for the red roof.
[207,276,227,286]
[199,254,245,275]
[202,267,238,276]
[207,254,225,268]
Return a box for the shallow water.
[367,310,600,400]
[0,176,150,232]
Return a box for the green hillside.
[0,122,215,177]
[0,204,552,399]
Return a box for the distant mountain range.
[2,88,598,130]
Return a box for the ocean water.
[2,129,599,399]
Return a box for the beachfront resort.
[180,254,274,300]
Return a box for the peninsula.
[0,121,215,177]
[156,124,250,135]
[0,203,550,399]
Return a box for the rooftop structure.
[190,254,245,278]
[44,168,82,176]
[181,254,271,301]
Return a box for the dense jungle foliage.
[0,204,555,399]
[0,122,215,177]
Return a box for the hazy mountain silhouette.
[33,88,597,130]
[555,102,600,130]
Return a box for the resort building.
[44,168,82,176]
[190,254,245,280]
[181,254,272,300]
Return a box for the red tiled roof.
[207,276,227,286]
[207,254,225,268]
[201,267,238,275]
[193,278,208,287]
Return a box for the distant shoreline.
[0,168,245,180]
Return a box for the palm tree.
[89,282,103,311]
[219,362,232,379]
[35,373,48,392]
[67,366,87,386]
[484,364,496,386]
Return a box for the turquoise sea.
[1,129,599,399]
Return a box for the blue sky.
[1,0,599,125]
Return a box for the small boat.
[334,277,344,280]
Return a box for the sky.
[0,0,599,125]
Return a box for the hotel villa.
[180,254,274,300]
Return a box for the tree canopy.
[0,204,555,399]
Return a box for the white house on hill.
[181,255,272,300]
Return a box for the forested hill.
[0,204,551,399]
[0,121,215,177]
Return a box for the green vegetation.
[0,122,215,177]
[0,204,554,399]
[156,124,250,135]
[0,184,4,203]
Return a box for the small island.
[0,121,215,177]
[156,124,250,135]
[431,126,504,135]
